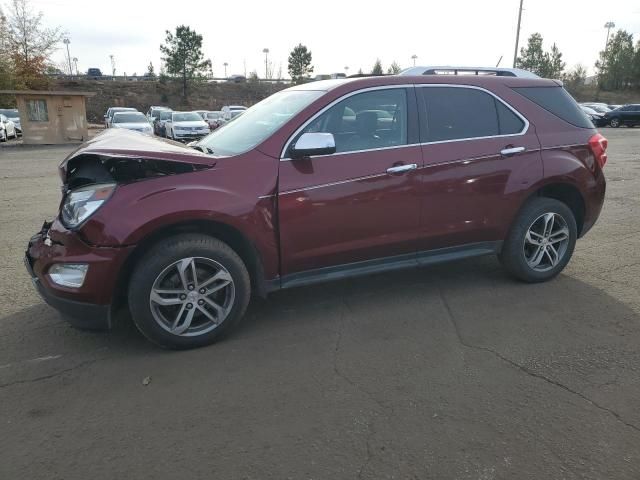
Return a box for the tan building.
[0,90,96,145]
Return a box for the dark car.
[603,104,640,128]
[580,105,607,127]
[87,68,103,79]
[25,75,607,349]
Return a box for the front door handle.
[386,163,417,174]
[500,146,526,156]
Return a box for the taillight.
[589,133,608,169]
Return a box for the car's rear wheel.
[609,118,620,128]
[0,129,6,142]
[499,198,577,283]
[128,234,251,349]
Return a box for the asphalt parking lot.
[1,129,639,479]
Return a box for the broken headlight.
[61,183,116,228]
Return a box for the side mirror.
[291,132,336,159]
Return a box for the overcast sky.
[20,0,640,77]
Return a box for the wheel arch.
[113,219,269,309]
[531,182,586,236]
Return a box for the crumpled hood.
[59,128,215,176]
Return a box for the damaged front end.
[62,153,212,191]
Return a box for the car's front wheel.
[609,117,620,128]
[499,198,577,283]
[128,234,251,349]
[0,129,6,142]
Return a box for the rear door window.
[513,86,592,128]
[419,87,525,142]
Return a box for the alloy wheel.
[149,257,235,336]
[610,118,620,128]
[523,212,570,272]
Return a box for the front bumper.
[25,253,112,329]
[172,131,209,141]
[25,220,134,330]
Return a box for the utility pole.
[223,62,228,78]
[72,57,78,75]
[262,48,269,79]
[109,54,116,78]
[604,21,615,51]
[63,38,72,75]
[512,0,524,67]
[411,54,417,66]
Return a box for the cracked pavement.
[1,129,640,479]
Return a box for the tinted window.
[421,87,498,141]
[513,86,592,128]
[299,88,408,154]
[496,101,525,134]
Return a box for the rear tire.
[499,198,577,283]
[128,234,251,349]
[609,118,620,128]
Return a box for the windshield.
[160,111,173,120]
[172,112,202,122]
[198,90,324,156]
[109,108,135,118]
[113,113,147,123]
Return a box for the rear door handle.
[500,146,526,156]
[386,163,417,174]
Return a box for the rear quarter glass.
[512,86,593,129]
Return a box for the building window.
[26,99,49,122]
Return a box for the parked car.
[0,113,17,141]
[111,111,154,135]
[580,105,607,127]
[87,68,103,78]
[228,74,246,83]
[155,109,173,136]
[104,107,137,128]
[580,103,611,114]
[194,110,209,119]
[204,111,223,130]
[0,108,21,134]
[146,106,171,123]
[24,75,607,349]
[603,104,640,128]
[165,111,210,141]
[221,105,247,122]
[607,104,622,110]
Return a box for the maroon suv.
[25,75,607,349]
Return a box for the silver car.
[0,114,17,142]
[0,109,21,135]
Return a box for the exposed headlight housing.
[48,263,89,288]
[61,183,116,228]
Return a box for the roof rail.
[398,66,539,79]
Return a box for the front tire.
[0,129,6,142]
[128,234,251,349]
[609,118,620,128]
[500,198,577,283]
